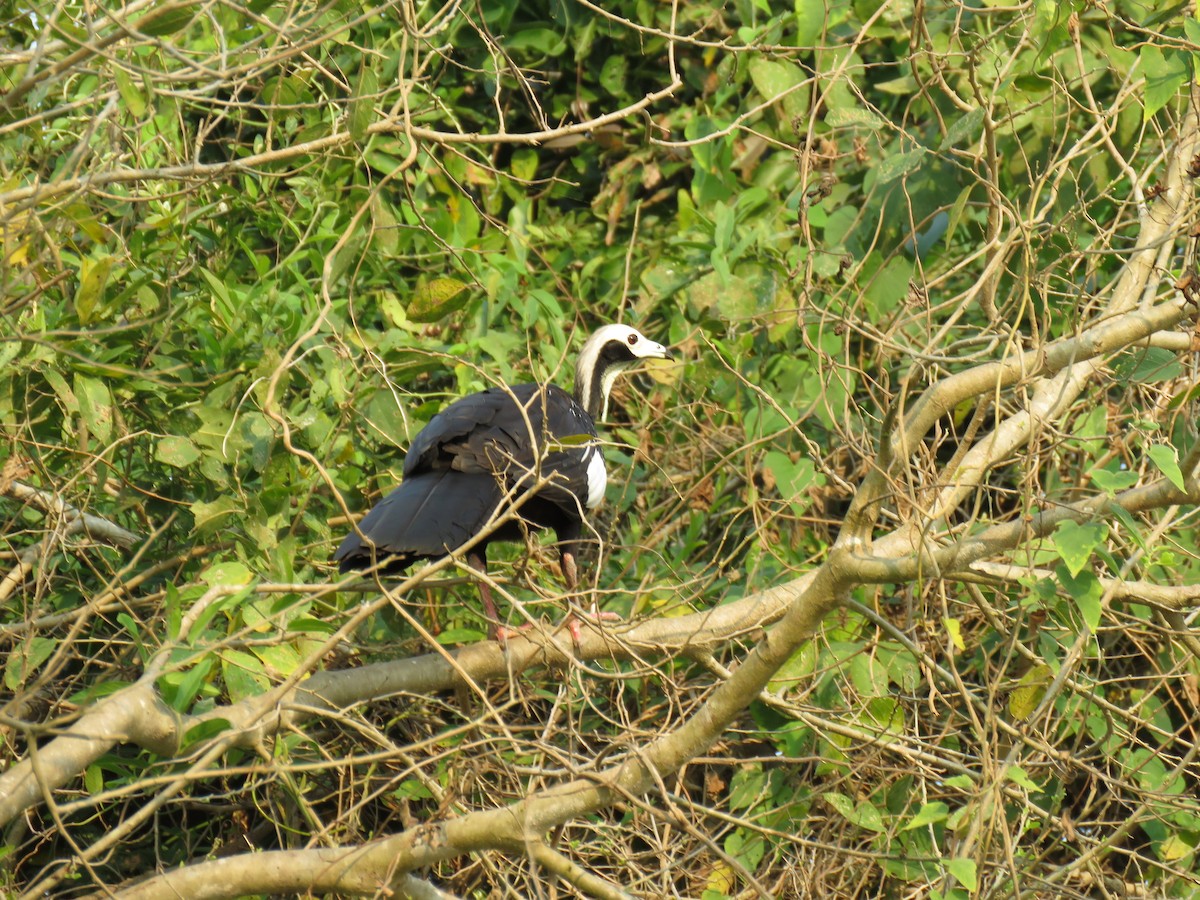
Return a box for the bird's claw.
[491,622,534,643]
[561,609,622,647]
[491,609,620,648]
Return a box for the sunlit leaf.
[1147,443,1185,492]
[903,801,949,831]
[1004,766,1041,792]
[1056,566,1103,633]
[1052,520,1106,578]
[946,857,978,891]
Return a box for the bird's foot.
[491,622,534,643]
[561,608,623,647]
[490,609,621,647]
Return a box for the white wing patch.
[585,446,607,508]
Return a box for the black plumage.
[335,324,671,638]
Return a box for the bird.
[334,323,672,640]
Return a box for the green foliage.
[2,0,1200,895]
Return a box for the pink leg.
[559,549,620,646]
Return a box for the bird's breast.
[585,446,607,509]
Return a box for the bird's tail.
[334,471,504,573]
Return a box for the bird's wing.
[402,383,600,512]
[404,383,546,476]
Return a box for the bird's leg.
[559,548,620,647]
[561,549,579,591]
[470,549,528,642]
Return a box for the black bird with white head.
[334,324,672,638]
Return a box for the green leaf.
[435,627,487,645]
[549,433,595,449]
[763,450,819,515]
[85,763,105,795]
[163,657,214,711]
[1004,765,1041,791]
[903,801,949,831]
[946,857,978,891]
[1159,832,1197,862]
[408,277,470,322]
[825,106,886,131]
[863,255,912,316]
[943,617,964,652]
[113,67,147,118]
[747,57,808,120]
[1051,519,1106,577]
[201,562,252,587]
[825,792,886,832]
[136,3,194,36]
[506,28,567,55]
[1088,465,1137,493]
[511,149,538,182]
[599,55,628,96]
[1113,346,1182,383]
[157,436,201,468]
[823,791,854,819]
[850,800,886,833]
[939,108,984,150]
[729,765,766,810]
[4,636,58,690]
[794,0,826,45]
[1056,566,1103,633]
[724,828,766,870]
[944,184,974,249]
[252,643,302,679]
[349,66,379,143]
[191,496,240,533]
[183,717,232,747]
[1140,46,1189,121]
[1147,443,1185,491]
[876,148,926,184]
[1185,16,1200,46]
[198,268,235,328]
[220,650,269,702]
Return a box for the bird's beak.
[646,340,672,361]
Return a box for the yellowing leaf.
[75,255,114,324]
[705,861,736,895]
[408,277,471,322]
[1159,832,1196,862]
[74,374,113,443]
[944,616,964,652]
[1008,664,1052,721]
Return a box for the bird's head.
[575,324,672,421]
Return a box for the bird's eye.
[627,333,639,345]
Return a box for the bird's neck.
[574,344,626,421]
